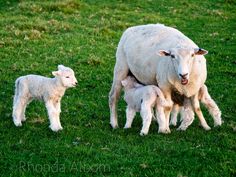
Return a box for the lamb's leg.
[124,106,136,129]
[170,104,180,126]
[54,101,63,130]
[191,94,211,130]
[140,103,152,136]
[12,96,24,127]
[177,98,194,131]
[200,85,222,127]
[109,52,129,129]
[46,101,61,132]
[20,98,31,122]
[156,104,169,134]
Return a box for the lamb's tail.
[13,77,21,105]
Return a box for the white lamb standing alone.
[121,76,168,136]
[12,65,78,132]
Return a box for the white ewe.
[12,65,77,132]
[109,24,222,131]
[121,76,168,135]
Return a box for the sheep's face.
[52,65,78,88]
[121,76,138,89]
[159,48,208,85]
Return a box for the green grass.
[0,0,235,176]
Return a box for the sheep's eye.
[66,76,70,78]
[170,54,175,59]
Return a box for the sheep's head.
[52,65,78,88]
[158,48,208,85]
[121,76,139,90]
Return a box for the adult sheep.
[109,24,222,132]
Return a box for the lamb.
[121,76,168,135]
[109,24,222,132]
[12,65,78,132]
[170,84,222,130]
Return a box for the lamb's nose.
[179,73,188,79]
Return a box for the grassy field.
[0,0,235,176]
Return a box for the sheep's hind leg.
[109,52,129,129]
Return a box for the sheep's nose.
[75,82,78,85]
[179,73,188,79]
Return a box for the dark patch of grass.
[0,0,235,176]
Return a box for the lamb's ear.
[158,50,171,56]
[121,80,127,87]
[58,65,65,70]
[194,48,208,55]
[52,71,61,76]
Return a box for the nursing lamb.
[121,76,168,135]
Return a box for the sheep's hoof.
[158,128,170,134]
[203,126,211,131]
[21,117,26,122]
[214,120,223,127]
[169,121,177,127]
[110,123,119,129]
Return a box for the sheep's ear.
[58,65,65,70]
[194,48,208,55]
[121,80,127,87]
[52,71,61,76]
[158,50,171,56]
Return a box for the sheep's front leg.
[109,60,129,129]
[191,94,211,130]
[46,101,61,132]
[162,91,172,133]
[170,104,180,126]
[177,98,194,131]
[124,106,136,129]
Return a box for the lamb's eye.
[66,76,70,78]
[191,53,195,57]
[170,54,175,59]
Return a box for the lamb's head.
[159,48,208,85]
[121,76,139,90]
[52,65,78,88]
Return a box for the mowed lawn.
[0,0,235,176]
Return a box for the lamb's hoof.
[214,120,223,127]
[140,131,148,136]
[21,117,26,122]
[124,125,131,129]
[158,128,171,134]
[50,125,63,132]
[169,122,177,127]
[13,120,22,127]
[177,126,187,131]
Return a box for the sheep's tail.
[153,86,169,107]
